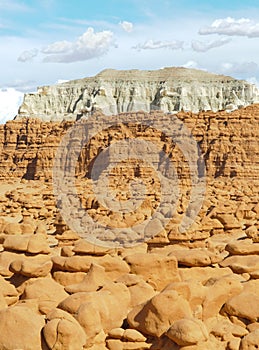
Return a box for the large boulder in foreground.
[128,289,192,337]
[0,305,45,350]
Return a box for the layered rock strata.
[0,105,258,243]
[16,67,259,121]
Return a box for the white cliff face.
[16,67,259,121]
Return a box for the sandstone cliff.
[16,67,259,121]
[1,105,258,243]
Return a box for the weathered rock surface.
[43,309,87,350]
[127,289,193,336]
[223,292,259,322]
[166,318,209,346]
[0,306,45,350]
[0,69,258,349]
[21,277,69,314]
[0,218,258,348]
[240,329,259,349]
[15,67,259,121]
[124,252,180,290]
[0,105,258,244]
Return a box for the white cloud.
[41,27,115,63]
[42,41,73,54]
[181,60,208,72]
[192,37,231,52]
[119,21,133,33]
[1,80,37,93]
[220,61,258,76]
[133,39,184,51]
[200,17,259,38]
[181,60,199,69]
[0,88,23,124]
[17,48,38,62]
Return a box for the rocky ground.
[0,184,259,350]
[0,104,258,349]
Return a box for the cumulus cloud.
[220,62,258,77]
[133,39,184,51]
[17,48,38,62]
[192,37,231,52]
[42,41,73,54]
[41,27,115,63]
[119,21,133,33]
[0,88,23,124]
[199,17,259,38]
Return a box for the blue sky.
[1,0,259,121]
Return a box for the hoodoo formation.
[0,68,258,349]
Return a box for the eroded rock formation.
[0,78,258,348]
[16,67,259,121]
[0,214,259,349]
[0,105,258,243]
